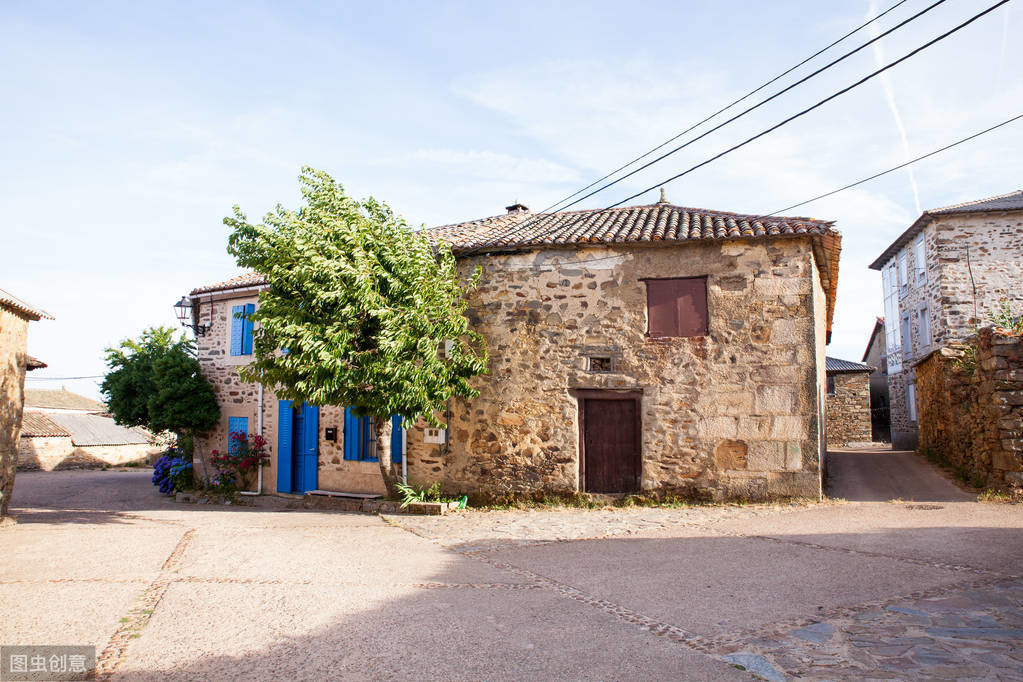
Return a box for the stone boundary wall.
[17,437,157,471]
[825,372,871,447]
[915,327,1023,489]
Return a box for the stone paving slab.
[175,524,532,585]
[482,533,969,636]
[115,581,747,681]
[0,582,143,650]
[718,578,1023,680]
[710,501,1023,575]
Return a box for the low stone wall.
[915,327,1023,489]
[17,437,157,471]
[825,372,871,447]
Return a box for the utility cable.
[466,0,949,254]
[610,0,1010,208]
[487,112,1022,271]
[536,0,912,215]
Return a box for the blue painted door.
[277,400,318,494]
[292,404,319,493]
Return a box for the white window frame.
[907,381,917,422]
[882,263,902,372]
[917,302,931,351]
[900,311,912,352]
[914,234,927,284]
[897,251,909,296]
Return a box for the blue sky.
[4,0,1021,399]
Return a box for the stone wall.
[825,372,871,447]
[1,306,29,516]
[17,437,157,471]
[405,237,827,501]
[915,327,1023,489]
[932,213,1023,345]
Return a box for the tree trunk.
[192,431,210,486]
[374,417,398,499]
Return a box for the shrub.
[152,448,192,495]
[208,432,268,500]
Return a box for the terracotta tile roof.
[826,356,872,373]
[20,412,70,438]
[24,355,47,371]
[429,203,836,251]
[431,202,841,334]
[190,271,268,295]
[24,388,106,412]
[870,190,1023,270]
[0,288,54,321]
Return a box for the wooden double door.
[578,391,641,493]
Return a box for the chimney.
[505,202,529,214]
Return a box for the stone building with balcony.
[869,190,1023,449]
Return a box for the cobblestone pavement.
[715,578,1023,680]
[383,504,812,551]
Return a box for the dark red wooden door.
[583,399,639,493]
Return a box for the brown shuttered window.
[644,277,708,338]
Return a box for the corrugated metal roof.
[826,356,872,373]
[0,288,54,321]
[870,190,1023,270]
[20,412,70,437]
[46,413,151,446]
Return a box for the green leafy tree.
[225,167,488,496]
[102,327,220,477]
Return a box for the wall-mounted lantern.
[174,295,212,337]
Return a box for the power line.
[533,0,912,216]
[760,112,1023,218]
[467,0,945,255]
[488,112,1023,271]
[610,0,1010,208]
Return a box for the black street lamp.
[174,295,211,336]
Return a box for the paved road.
[3,469,1022,680]
[827,447,975,503]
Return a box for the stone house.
[18,388,156,470]
[862,317,890,442]
[824,357,872,447]
[869,190,1023,449]
[189,198,841,501]
[0,288,53,516]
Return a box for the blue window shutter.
[230,305,245,356]
[227,417,248,454]
[277,400,293,493]
[343,408,359,460]
[391,415,403,464]
[242,303,255,355]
